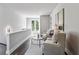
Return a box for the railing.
[6,29,31,55]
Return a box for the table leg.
[39,39,41,47]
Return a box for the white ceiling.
[0,3,57,16]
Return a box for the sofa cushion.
[57,32,66,48]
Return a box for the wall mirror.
[55,8,64,31]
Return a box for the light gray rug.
[25,44,43,55]
[25,39,43,55]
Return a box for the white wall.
[50,3,79,55]
[50,4,63,27]
[40,15,51,34]
[3,7,26,32]
[0,6,26,44]
[0,6,7,44]
[26,18,31,29]
[64,4,79,55]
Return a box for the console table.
[31,36,43,47]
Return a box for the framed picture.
[55,8,64,31]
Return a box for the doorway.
[31,18,40,38]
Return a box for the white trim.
[6,34,10,55]
[65,48,72,55]
[8,35,31,55]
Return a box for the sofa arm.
[42,42,64,55]
[43,42,61,50]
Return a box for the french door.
[31,18,40,38]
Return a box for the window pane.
[32,21,35,31]
[36,20,39,31]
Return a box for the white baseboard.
[65,48,72,55]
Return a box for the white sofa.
[43,32,66,55]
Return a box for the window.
[32,20,39,31]
[32,20,35,31]
[36,20,39,31]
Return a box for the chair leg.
[42,53,44,55]
[64,52,68,55]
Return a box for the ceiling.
[0,3,57,16]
